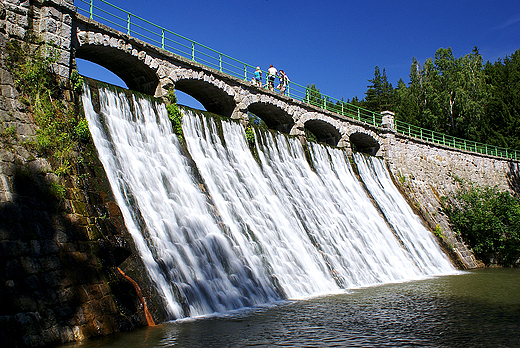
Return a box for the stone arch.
[348,128,382,156]
[297,112,342,146]
[75,30,161,95]
[166,69,236,117]
[236,94,296,134]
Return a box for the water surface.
[65,268,520,347]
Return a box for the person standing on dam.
[267,64,277,91]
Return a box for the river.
[63,268,520,347]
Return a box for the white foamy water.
[353,152,456,274]
[82,84,456,320]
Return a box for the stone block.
[28,158,52,174]
[20,256,42,274]
[94,32,103,45]
[1,85,16,99]
[40,255,60,271]
[19,295,38,312]
[41,270,62,288]
[23,274,43,291]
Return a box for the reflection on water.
[64,268,520,347]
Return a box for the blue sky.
[76,0,520,109]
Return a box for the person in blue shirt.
[252,66,262,87]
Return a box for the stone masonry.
[0,1,165,347]
[1,0,519,346]
[383,129,514,268]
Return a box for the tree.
[365,66,394,112]
[396,47,488,139]
[305,84,323,108]
[483,49,520,149]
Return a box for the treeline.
[350,47,520,150]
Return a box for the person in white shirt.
[267,65,277,91]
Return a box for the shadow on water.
[62,268,520,348]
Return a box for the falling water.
[81,84,456,320]
[353,152,454,273]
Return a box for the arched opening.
[175,79,235,117]
[75,45,159,95]
[175,90,205,110]
[76,58,127,88]
[350,132,380,155]
[248,102,294,134]
[304,119,341,146]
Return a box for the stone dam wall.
[1,0,519,347]
[383,132,516,268]
[0,2,166,344]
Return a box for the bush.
[165,89,183,142]
[443,184,520,266]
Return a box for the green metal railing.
[395,120,518,160]
[76,0,519,161]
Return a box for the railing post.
[287,82,290,98]
[244,64,247,81]
[127,14,130,35]
[89,0,94,19]
[191,42,195,61]
[219,53,222,72]
[161,29,165,49]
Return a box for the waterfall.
[81,84,456,320]
[353,152,454,273]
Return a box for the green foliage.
[165,89,184,142]
[305,128,318,143]
[443,184,520,266]
[70,69,84,94]
[245,126,255,148]
[395,47,489,140]
[49,181,66,199]
[397,172,406,185]
[305,84,323,107]
[365,46,520,151]
[0,125,17,141]
[5,39,91,195]
[74,118,90,142]
[434,224,445,238]
[365,66,395,113]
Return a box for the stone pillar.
[289,122,306,146]
[35,0,76,78]
[381,110,395,130]
[337,133,353,156]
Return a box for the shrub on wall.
[442,184,520,266]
